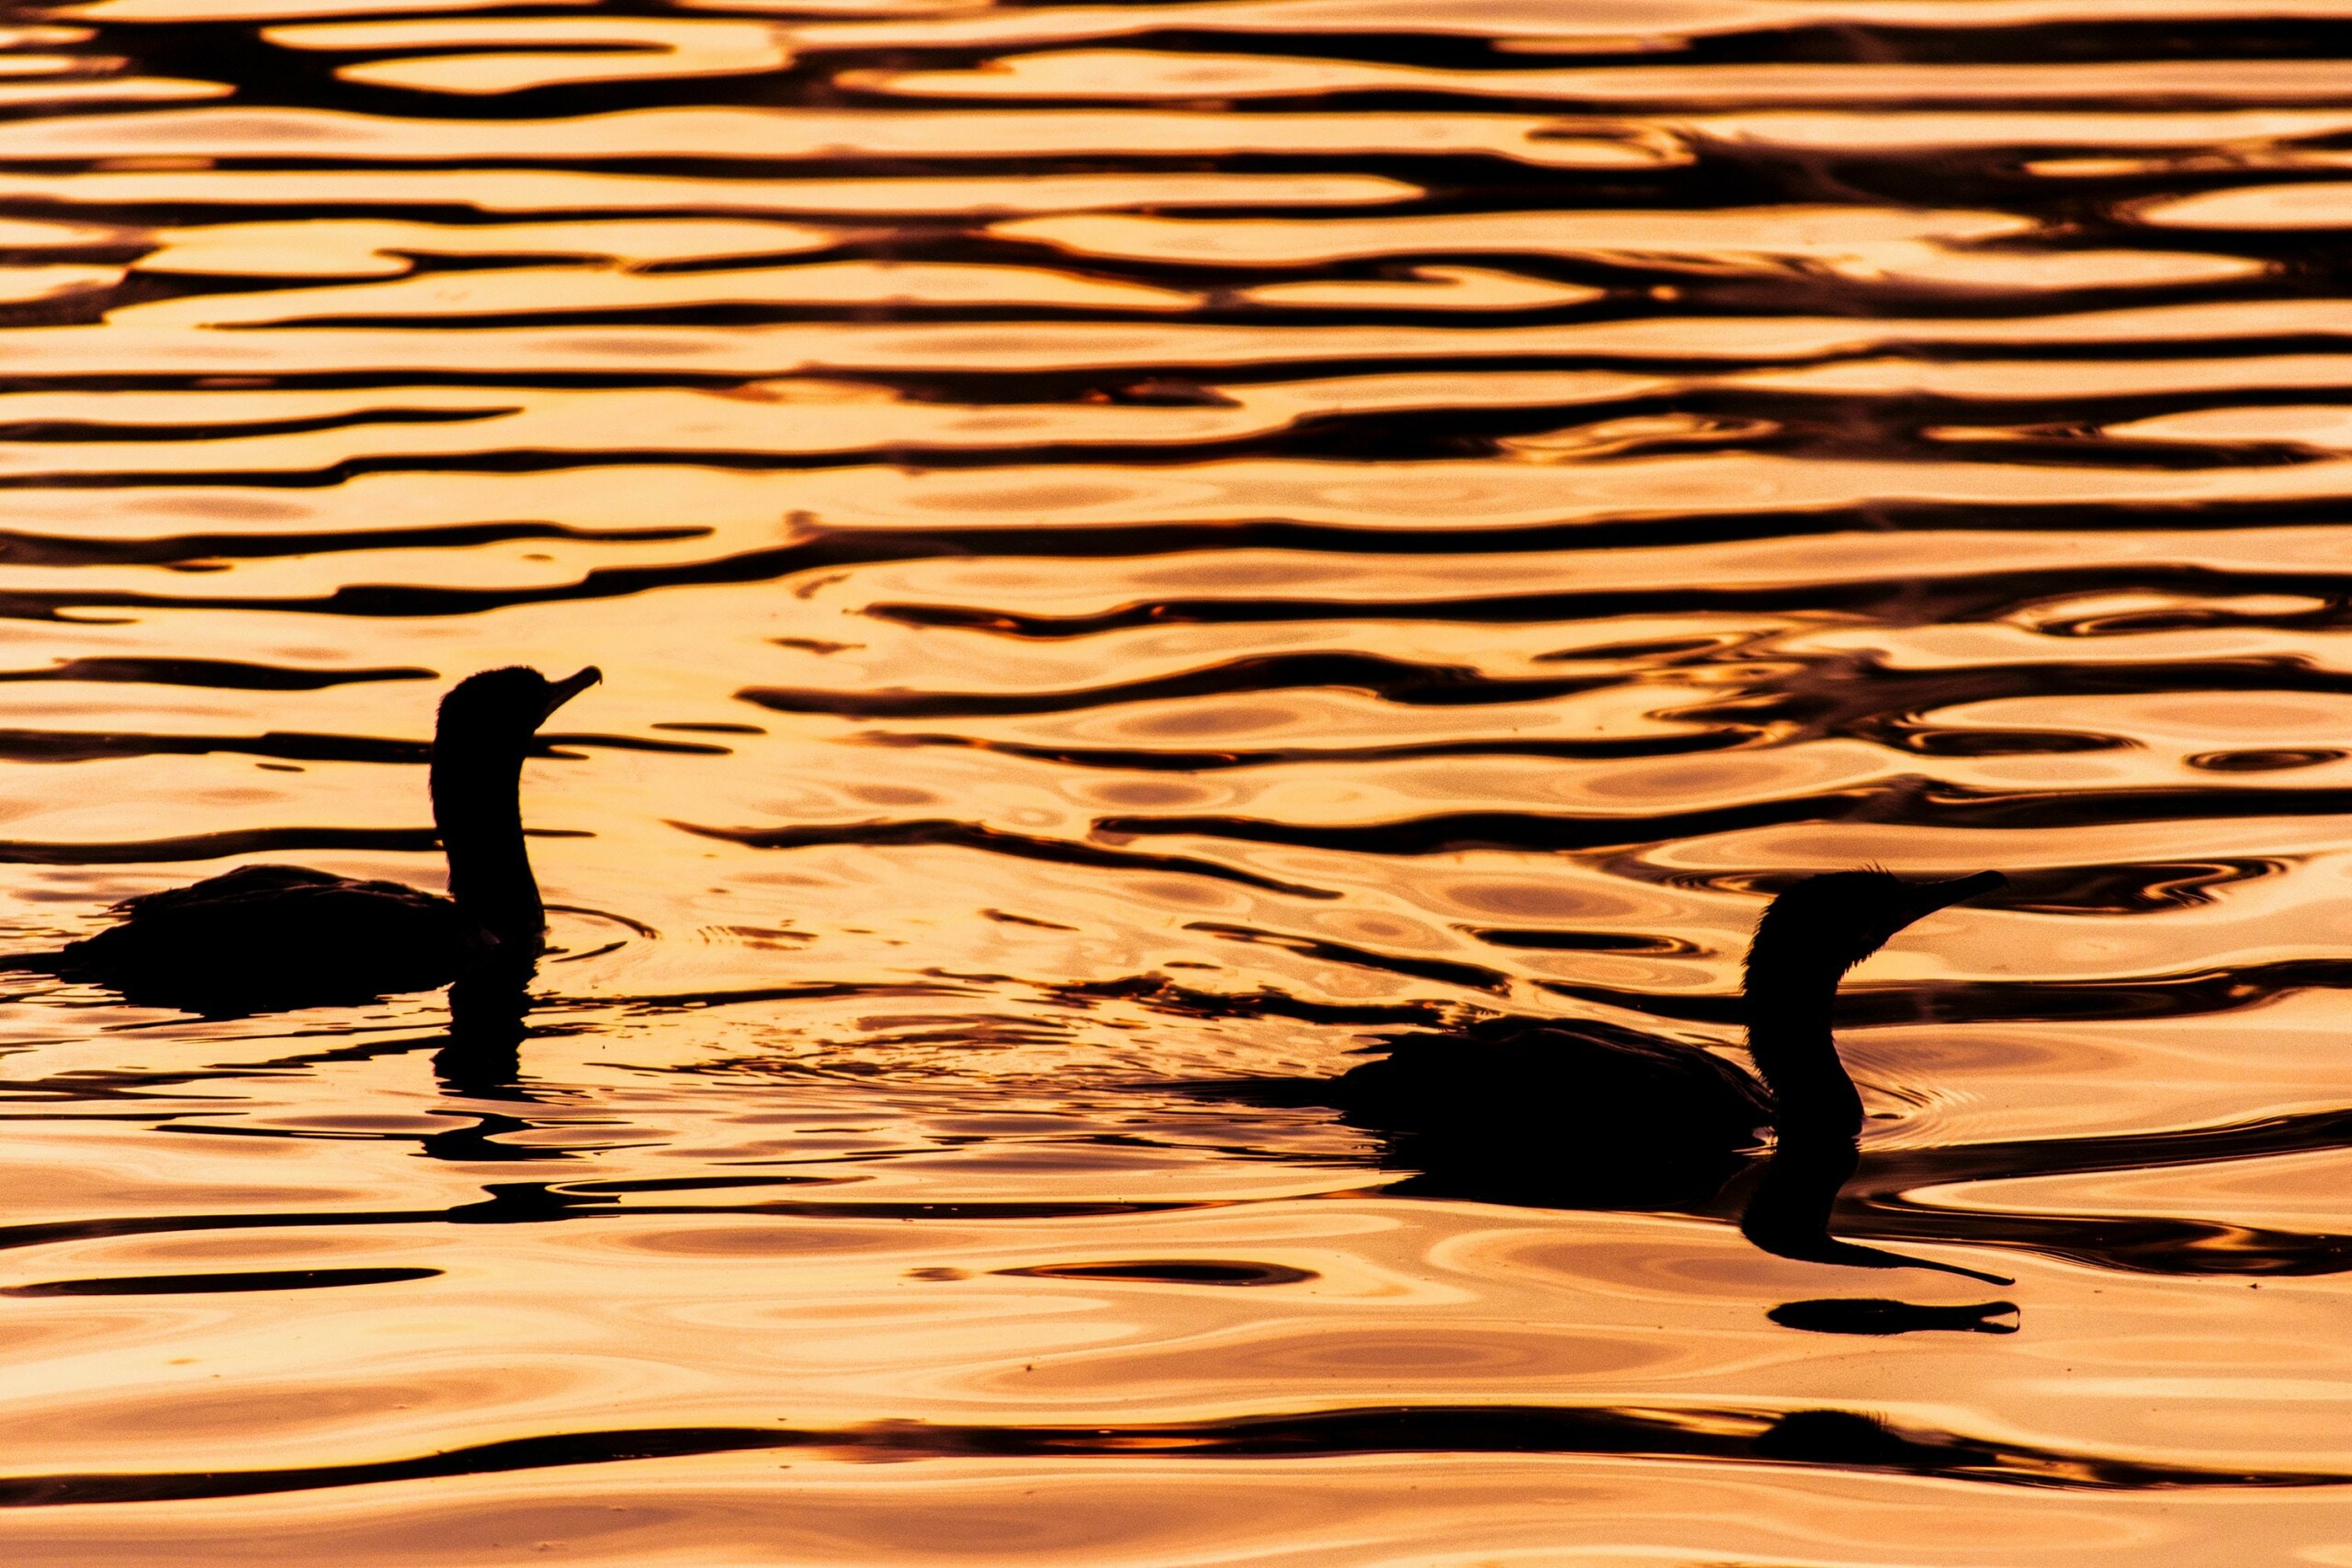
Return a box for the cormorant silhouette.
[22,665,599,1015]
[1243,870,2006,1235]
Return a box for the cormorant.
[1261,870,2007,1217]
[24,665,599,1015]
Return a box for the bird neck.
[1743,957,1864,1139]
[429,744,544,956]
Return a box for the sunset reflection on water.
[0,0,2349,1560]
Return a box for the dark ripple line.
[865,561,2352,639]
[52,13,2352,87]
[1600,852,2280,914]
[0,515,2347,627]
[0,1186,582,1259]
[754,1200,1214,1219]
[1859,1211,2352,1279]
[1069,973,1456,1029]
[856,728,1749,770]
[0,1180,1226,1262]
[992,1258,1317,1286]
[1095,776,2352,858]
[675,818,1340,899]
[0,408,509,445]
[0,730,430,767]
[0,826,441,868]
[780,650,2352,743]
[1705,653,2352,754]
[1185,920,1513,993]
[1544,954,2352,1032]
[2,1266,439,1297]
[0,527,948,624]
[1582,1104,2352,1278]
[0,518,701,570]
[1548,959,2307,1042]
[0,658,431,691]
[741,651,1618,720]
[28,265,2351,343]
[0,1403,2335,1506]
[579,979,968,1013]
[1831,1109,2352,1277]
[72,395,2261,483]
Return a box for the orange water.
[2,0,2352,1560]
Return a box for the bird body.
[1326,1016,1772,1209]
[1295,869,2007,1214]
[28,665,599,1015]
[57,865,471,1013]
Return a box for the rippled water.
[8,0,2352,1559]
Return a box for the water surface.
[2,0,2352,1560]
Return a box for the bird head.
[435,666,602,756]
[1747,868,2005,990]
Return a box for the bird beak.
[1903,869,2007,923]
[541,666,602,720]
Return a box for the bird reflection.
[1767,1297,2018,1336]
[1740,1129,2011,1285]
[16,665,598,1017]
[433,974,535,1100]
[1237,870,2008,1278]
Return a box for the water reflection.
[429,976,535,1103]
[6,0,2352,1559]
[1739,1131,2012,1285]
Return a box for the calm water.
[4,0,2352,1560]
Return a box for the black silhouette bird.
[26,665,599,1015]
[1285,870,2007,1220]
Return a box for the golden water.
[2,0,2352,1558]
